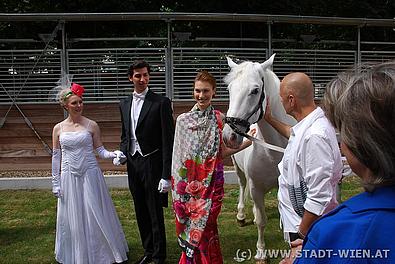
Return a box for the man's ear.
[289,94,295,107]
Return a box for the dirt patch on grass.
[0,166,235,178]
[0,170,127,178]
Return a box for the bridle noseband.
[224,84,286,153]
[225,81,266,136]
[224,117,250,135]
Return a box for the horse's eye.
[251,88,259,95]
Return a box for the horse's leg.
[232,156,248,226]
[250,181,267,261]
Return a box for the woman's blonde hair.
[57,88,73,108]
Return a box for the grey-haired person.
[295,61,395,263]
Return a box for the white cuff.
[96,146,116,159]
[304,198,328,216]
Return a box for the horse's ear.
[261,53,276,70]
[226,56,238,69]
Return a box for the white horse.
[223,54,296,261]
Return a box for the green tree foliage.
[1,0,394,17]
[0,0,394,50]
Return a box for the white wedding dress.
[55,128,128,264]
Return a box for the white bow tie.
[133,92,145,100]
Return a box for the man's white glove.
[158,179,171,193]
[112,150,127,166]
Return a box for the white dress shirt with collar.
[130,87,148,156]
[277,107,342,241]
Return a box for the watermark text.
[233,248,390,262]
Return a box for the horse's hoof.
[237,218,254,227]
[255,249,268,262]
[237,218,247,227]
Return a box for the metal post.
[267,21,272,58]
[166,19,173,99]
[60,20,68,84]
[240,22,243,48]
[357,26,361,66]
[59,20,69,119]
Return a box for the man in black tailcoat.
[118,59,174,264]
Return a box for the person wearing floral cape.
[171,71,255,264]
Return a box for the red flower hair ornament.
[71,83,85,97]
[63,83,85,101]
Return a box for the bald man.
[265,72,342,245]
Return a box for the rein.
[225,118,285,153]
[225,80,285,153]
[237,131,285,153]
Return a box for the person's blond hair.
[57,88,73,108]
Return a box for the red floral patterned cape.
[171,104,223,259]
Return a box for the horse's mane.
[264,67,281,99]
[223,60,279,99]
[223,61,260,87]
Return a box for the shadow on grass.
[0,224,57,263]
[0,180,363,264]
[0,224,54,246]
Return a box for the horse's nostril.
[230,133,236,141]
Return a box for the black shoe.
[153,259,165,264]
[134,255,153,264]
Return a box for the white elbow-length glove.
[158,179,171,193]
[112,150,127,166]
[96,146,117,159]
[51,148,62,198]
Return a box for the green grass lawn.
[0,176,363,264]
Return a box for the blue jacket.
[295,186,395,263]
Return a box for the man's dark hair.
[128,59,151,77]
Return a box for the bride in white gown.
[51,83,129,264]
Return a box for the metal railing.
[273,49,357,98]
[0,49,62,103]
[361,51,395,63]
[1,47,394,104]
[0,13,394,104]
[172,48,267,100]
[67,48,167,101]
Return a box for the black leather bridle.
[225,82,265,136]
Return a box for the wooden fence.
[0,101,230,171]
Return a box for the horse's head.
[223,54,279,148]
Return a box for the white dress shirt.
[277,107,342,241]
[130,88,148,156]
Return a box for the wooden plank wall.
[0,101,230,172]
